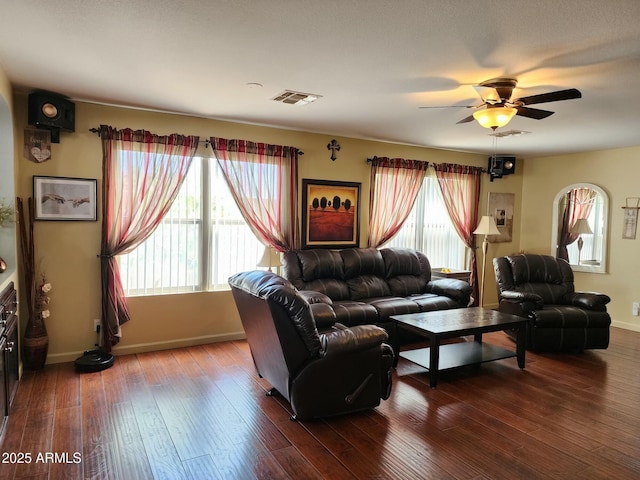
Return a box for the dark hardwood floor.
[1,326,639,479]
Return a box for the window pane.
[208,159,264,289]
[386,175,466,270]
[120,160,202,295]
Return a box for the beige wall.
[520,147,640,332]
[13,94,503,363]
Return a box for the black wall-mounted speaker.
[488,155,516,180]
[28,91,75,132]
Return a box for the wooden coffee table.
[391,308,527,388]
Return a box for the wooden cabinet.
[0,282,19,437]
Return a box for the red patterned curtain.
[434,163,483,305]
[368,157,429,247]
[209,137,299,251]
[99,126,199,351]
[557,188,597,261]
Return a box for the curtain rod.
[89,128,304,154]
[89,128,210,146]
[366,157,489,174]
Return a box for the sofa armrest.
[499,290,544,313]
[310,303,337,330]
[320,325,389,357]
[562,292,611,310]
[299,290,333,305]
[426,278,472,302]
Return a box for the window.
[119,156,264,295]
[385,174,467,270]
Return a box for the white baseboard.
[611,319,640,333]
[45,331,247,365]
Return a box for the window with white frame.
[119,156,264,295]
[385,173,467,270]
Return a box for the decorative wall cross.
[327,139,341,161]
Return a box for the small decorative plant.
[0,199,14,227]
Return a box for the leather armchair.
[493,254,611,352]
[229,270,394,420]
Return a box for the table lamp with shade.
[257,245,282,272]
[473,216,501,307]
[570,218,592,265]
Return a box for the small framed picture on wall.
[33,176,98,221]
[488,192,514,243]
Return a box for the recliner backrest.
[229,270,322,398]
[494,254,575,304]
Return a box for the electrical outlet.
[633,302,640,316]
[93,319,101,332]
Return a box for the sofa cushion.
[347,275,391,300]
[298,249,345,282]
[409,293,462,312]
[301,278,350,301]
[331,301,380,326]
[508,254,564,284]
[506,255,574,305]
[381,248,428,278]
[341,248,386,278]
[366,297,421,321]
[381,248,430,295]
[386,275,426,296]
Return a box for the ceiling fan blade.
[515,88,582,106]
[516,106,555,120]
[474,85,501,104]
[456,114,476,124]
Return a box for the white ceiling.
[1,0,639,157]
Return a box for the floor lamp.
[570,218,592,265]
[473,216,500,308]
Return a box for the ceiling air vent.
[272,90,321,105]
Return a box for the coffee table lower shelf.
[400,341,518,373]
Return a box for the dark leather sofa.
[229,270,393,420]
[493,254,611,351]
[282,247,472,340]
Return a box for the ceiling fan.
[420,78,582,129]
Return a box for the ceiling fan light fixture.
[473,106,517,129]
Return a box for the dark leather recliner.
[228,270,394,420]
[493,254,611,352]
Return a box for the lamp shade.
[473,216,501,235]
[473,106,517,129]
[257,245,282,270]
[570,218,593,235]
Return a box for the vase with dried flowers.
[17,197,51,369]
